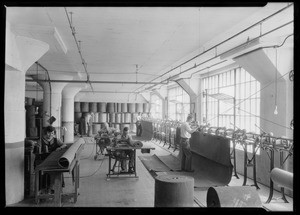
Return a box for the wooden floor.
[9,135,293,211]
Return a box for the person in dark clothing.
[79,115,86,137]
[35,126,67,193]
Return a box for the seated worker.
[35,125,67,193]
[112,127,135,173]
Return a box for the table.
[106,146,155,179]
[34,145,83,206]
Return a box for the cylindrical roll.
[121,103,128,112]
[26,97,35,106]
[74,112,82,124]
[206,186,262,207]
[120,113,125,123]
[143,103,150,113]
[81,102,89,112]
[98,113,107,123]
[120,123,130,132]
[109,113,115,123]
[97,102,106,112]
[270,168,293,191]
[93,112,99,122]
[130,123,136,132]
[136,103,143,113]
[131,113,138,123]
[116,103,122,112]
[123,113,131,123]
[107,102,115,113]
[155,175,194,207]
[92,124,101,134]
[74,102,81,112]
[115,113,121,123]
[128,103,136,113]
[89,102,97,113]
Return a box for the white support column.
[5,21,49,205]
[62,85,82,144]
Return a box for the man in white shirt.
[180,114,197,172]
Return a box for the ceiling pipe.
[64,7,94,93]
[134,3,293,93]
[25,79,169,85]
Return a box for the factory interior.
[4,3,295,211]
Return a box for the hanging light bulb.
[274,105,278,115]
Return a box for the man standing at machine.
[180,114,197,172]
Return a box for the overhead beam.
[25,79,168,85]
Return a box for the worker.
[136,112,142,137]
[180,114,197,172]
[79,115,86,137]
[87,112,93,137]
[35,125,67,193]
[118,127,135,173]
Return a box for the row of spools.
[74,102,150,135]
[74,102,150,113]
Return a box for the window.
[202,67,261,152]
[150,94,163,119]
[168,86,190,121]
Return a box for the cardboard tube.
[270,168,293,191]
[58,141,84,168]
[206,186,262,207]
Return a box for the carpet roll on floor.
[270,168,293,191]
[154,175,194,207]
[206,186,262,207]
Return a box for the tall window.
[168,86,190,121]
[150,94,163,119]
[202,67,260,133]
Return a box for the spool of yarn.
[25,97,35,106]
[93,112,99,122]
[128,103,136,113]
[121,103,128,112]
[120,113,125,123]
[117,103,122,112]
[107,103,115,113]
[92,124,101,134]
[154,175,194,207]
[74,102,81,112]
[206,186,262,207]
[98,113,107,123]
[109,113,115,123]
[270,168,293,191]
[124,113,131,123]
[143,103,150,113]
[131,113,138,123]
[115,113,121,123]
[89,102,97,113]
[81,102,89,112]
[74,112,82,123]
[136,103,143,113]
[97,102,106,112]
[130,123,136,132]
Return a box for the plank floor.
[9,135,293,211]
